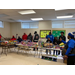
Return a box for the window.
[21,22,29,29]
[0,21,4,28]
[29,22,39,28]
[64,20,75,28]
[21,22,39,29]
[52,21,64,28]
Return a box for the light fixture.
[57,15,73,19]
[18,10,36,15]
[31,18,43,21]
[55,9,67,11]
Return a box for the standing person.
[27,33,33,42]
[0,33,2,41]
[59,32,66,41]
[46,32,54,42]
[64,33,75,65]
[11,36,16,41]
[0,33,5,41]
[22,33,27,40]
[17,36,23,43]
[33,31,39,51]
[46,38,52,55]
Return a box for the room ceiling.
[0,9,75,22]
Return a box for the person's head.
[29,33,31,36]
[34,31,37,34]
[59,37,62,41]
[24,33,26,35]
[48,38,50,40]
[54,37,57,40]
[49,32,51,35]
[12,36,15,38]
[18,36,20,39]
[67,33,74,39]
[61,32,64,36]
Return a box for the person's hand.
[60,38,62,41]
[64,55,68,59]
[55,42,57,44]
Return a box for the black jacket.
[59,35,66,41]
[17,38,23,42]
[46,40,52,43]
[33,34,39,42]
[53,40,59,45]
[27,35,33,42]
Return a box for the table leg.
[39,49,41,58]
[40,49,42,57]
[1,47,3,54]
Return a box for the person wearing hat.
[33,31,39,51]
[64,33,75,65]
[11,36,16,41]
[17,36,23,43]
[33,31,39,42]
[59,32,66,41]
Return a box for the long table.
[38,47,62,58]
[1,44,15,56]
[16,44,62,58]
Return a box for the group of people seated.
[46,31,66,55]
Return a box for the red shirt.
[22,34,27,40]
[0,35,1,39]
[11,38,16,41]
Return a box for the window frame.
[0,21,4,28]
[21,22,39,29]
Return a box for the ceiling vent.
[8,18,16,22]
[66,13,74,15]
[0,14,8,17]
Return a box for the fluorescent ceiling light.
[55,9,67,11]
[57,15,73,19]
[31,18,43,21]
[18,10,36,15]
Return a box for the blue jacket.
[61,40,66,44]
[46,35,54,42]
[65,39,75,56]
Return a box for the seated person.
[11,36,16,41]
[53,37,59,55]
[58,37,66,44]
[17,36,23,43]
[46,38,52,55]
[58,37,66,55]
[46,38,52,43]
[53,37,59,45]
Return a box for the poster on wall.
[40,30,51,38]
[52,30,66,38]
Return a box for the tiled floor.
[0,47,66,65]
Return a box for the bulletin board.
[52,30,66,38]
[40,30,51,38]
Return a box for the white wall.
[10,21,75,42]
[0,22,11,38]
